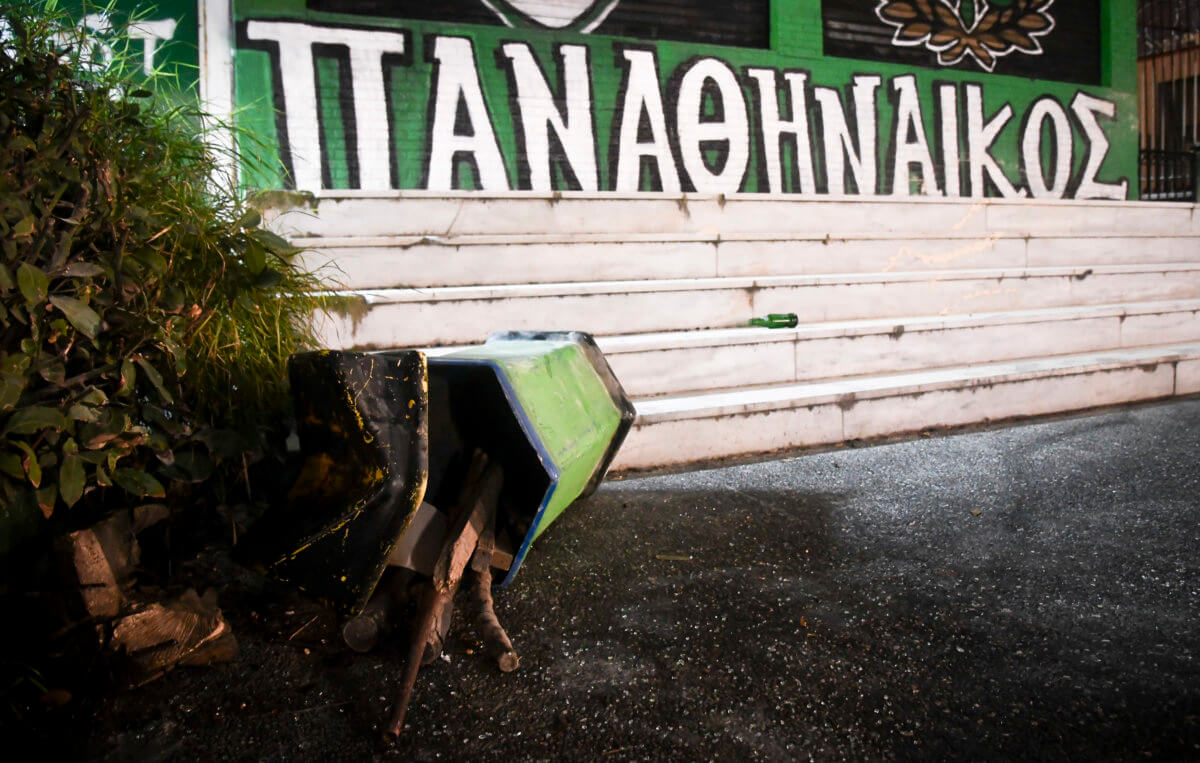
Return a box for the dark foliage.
[0,4,321,560]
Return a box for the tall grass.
[0,1,324,558]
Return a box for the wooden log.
[466,565,519,673]
[342,582,393,653]
[465,495,519,672]
[420,592,455,666]
[383,450,503,742]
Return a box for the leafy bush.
[0,5,321,558]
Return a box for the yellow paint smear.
[884,235,1002,272]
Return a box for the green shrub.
[0,4,321,559]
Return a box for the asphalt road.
[86,399,1200,760]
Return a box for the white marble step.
[268,190,1200,240]
[295,231,1200,290]
[613,342,1200,470]
[317,264,1200,349]
[596,300,1200,397]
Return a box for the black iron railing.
[1138,0,1200,200]
[1140,147,1198,200]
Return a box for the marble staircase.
[267,191,1200,471]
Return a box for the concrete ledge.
[294,233,1200,290]
[613,343,1200,470]
[318,266,1200,349]
[634,344,1200,422]
[286,187,1198,209]
[293,231,1200,248]
[598,301,1200,397]
[269,193,1199,239]
[598,300,1200,351]
[331,264,1200,304]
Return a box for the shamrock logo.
[482,0,621,32]
[875,0,1056,71]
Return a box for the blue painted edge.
[427,357,560,588]
[486,331,635,499]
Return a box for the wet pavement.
[86,398,1200,760]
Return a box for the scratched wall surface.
[231,0,1138,199]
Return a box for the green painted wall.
[68,1,200,90]
[231,0,1137,199]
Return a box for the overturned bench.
[237,331,633,737]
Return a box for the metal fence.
[1139,0,1200,200]
[1140,148,1197,200]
